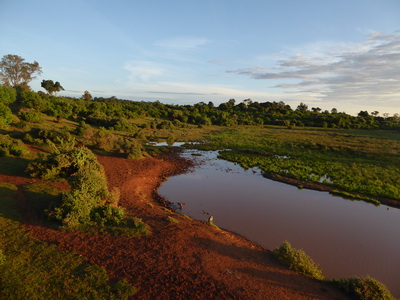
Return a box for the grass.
[0,182,136,299]
[77,216,151,238]
[198,126,400,202]
[166,216,179,224]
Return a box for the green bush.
[332,276,394,300]
[0,85,17,105]
[273,241,324,280]
[0,103,13,128]
[90,205,126,226]
[20,91,47,111]
[0,135,29,157]
[26,140,100,180]
[26,142,125,228]
[18,111,43,123]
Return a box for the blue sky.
[1,0,399,115]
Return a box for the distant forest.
[1,84,399,131]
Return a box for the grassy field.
[195,126,400,201]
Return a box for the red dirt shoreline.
[4,153,352,299]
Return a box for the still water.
[158,149,400,296]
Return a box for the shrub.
[332,276,394,300]
[0,85,17,105]
[20,91,47,111]
[273,241,324,280]
[18,111,43,123]
[90,205,126,226]
[26,140,100,180]
[74,120,90,136]
[26,142,125,228]
[0,103,13,128]
[54,168,109,227]
[0,135,29,157]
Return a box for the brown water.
[158,149,400,296]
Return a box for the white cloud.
[123,61,165,82]
[227,32,400,108]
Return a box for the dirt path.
[5,153,351,299]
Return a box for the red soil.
[3,153,352,299]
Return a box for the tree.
[296,102,308,112]
[0,54,42,87]
[41,80,64,95]
[82,90,92,101]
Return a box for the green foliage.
[41,79,64,95]
[166,216,179,224]
[0,85,17,105]
[32,127,73,145]
[74,120,90,136]
[90,205,126,226]
[0,102,13,128]
[330,190,380,205]
[0,185,136,299]
[332,276,394,300]
[273,241,324,280]
[26,139,98,180]
[0,135,29,157]
[20,90,47,111]
[18,110,43,123]
[55,168,109,227]
[204,127,400,201]
[26,141,126,228]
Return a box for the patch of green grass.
[273,241,324,280]
[200,126,400,201]
[332,276,394,300]
[22,183,62,220]
[330,190,380,205]
[0,184,136,299]
[78,216,151,238]
[0,156,31,176]
[166,216,179,224]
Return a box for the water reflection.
[158,150,400,296]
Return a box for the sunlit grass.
[199,126,400,201]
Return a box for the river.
[158,148,400,296]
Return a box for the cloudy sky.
[1,0,399,115]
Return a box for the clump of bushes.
[18,111,43,123]
[0,103,13,128]
[273,241,324,280]
[0,135,29,157]
[332,276,394,300]
[26,139,125,228]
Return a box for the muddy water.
[158,149,400,296]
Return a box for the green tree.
[82,90,93,101]
[0,85,17,105]
[0,103,13,128]
[41,80,64,95]
[0,54,42,87]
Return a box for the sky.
[1,0,399,115]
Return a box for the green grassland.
[197,126,400,202]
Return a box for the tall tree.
[0,54,42,87]
[82,90,93,101]
[41,79,64,95]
